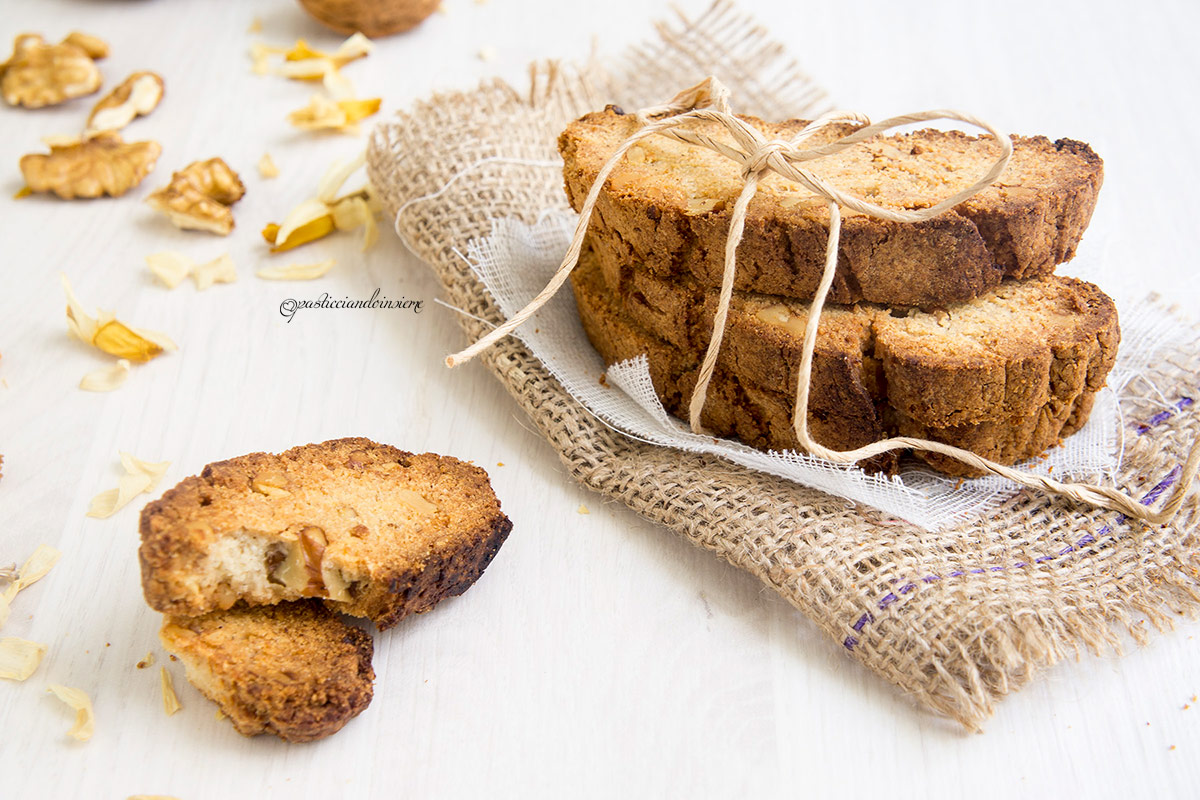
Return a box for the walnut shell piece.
[1,33,105,108]
[145,158,246,235]
[86,71,165,134]
[296,0,439,37]
[19,133,162,199]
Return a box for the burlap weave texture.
[367,1,1200,729]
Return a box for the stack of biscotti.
[139,438,512,741]
[559,106,1119,476]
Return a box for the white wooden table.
[2,1,1197,797]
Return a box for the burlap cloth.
[367,1,1200,730]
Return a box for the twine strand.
[444,76,1200,525]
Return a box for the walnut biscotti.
[599,248,1120,428]
[571,249,1119,476]
[140,438,512,629]
[160,600,374,743]
[559,106,1104,309]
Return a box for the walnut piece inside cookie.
[138,438,512,630]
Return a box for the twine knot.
[740,139,792,179]
[444,76,1200,525]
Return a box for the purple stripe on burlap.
[1136,396,1193,435]
[843,466,1182,650]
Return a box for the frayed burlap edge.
[367,0,1200,731]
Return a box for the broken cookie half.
[138,437,512,629]
[160,600,373,743]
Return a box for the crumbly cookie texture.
[559,107,1104,310]
[140,438,512,628]
[570,249,1118,477]
[160,600,373,743]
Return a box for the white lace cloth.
[463,210,1182,530]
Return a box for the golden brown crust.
[160,600,373,743]
[571,249,1117,474]
[560,108,1103,310]
[139,438,512,629]
[594,247,1120,427]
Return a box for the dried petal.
[0,637,47,681]
[256,260,336,281]
[47,684,94,741]
[120,452,170,489]
[160,667,181,715]
[93,320,163,362]
[0,594,9,630]
[287,94,346,131]
[80,359,131,392]
[146,252,193,289]
[61,274,99,343]
[249,42,283,75]
[273,197,333,246]
[338,97,380,123]
[87,453,170,518]
[257,152,279,179]
[322,67,355,100]
[191,254,237,290]
[331,32,372,64]
[284,39,323,62]
[316,152,366,204]
[15,544,61,592]
[331,195,377,250]
[62,276,176,359]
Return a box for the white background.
[1,1,1198,797]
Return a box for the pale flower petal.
[256,260,335,281]
[274,198,332,246]
[0,637,47,681]
[146,252,193,289]
[191,254,237,291]
[80,359,131,392]
[47,684,94,741]
[317,151,366,204]
[160,667,181,715]
[257,152,279,179]
[87,455,169,518]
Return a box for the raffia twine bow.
[447,77,1200,525]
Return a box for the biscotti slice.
[160,600,373,743]
[571,252,1114,476]
[140,438,512,629]
[560,106,1103,309]
[596,247,1120,428]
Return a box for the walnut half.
[86,71,165,134]
[20,133,162,199]
[1,32,106,108]
[146,158,246,235]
